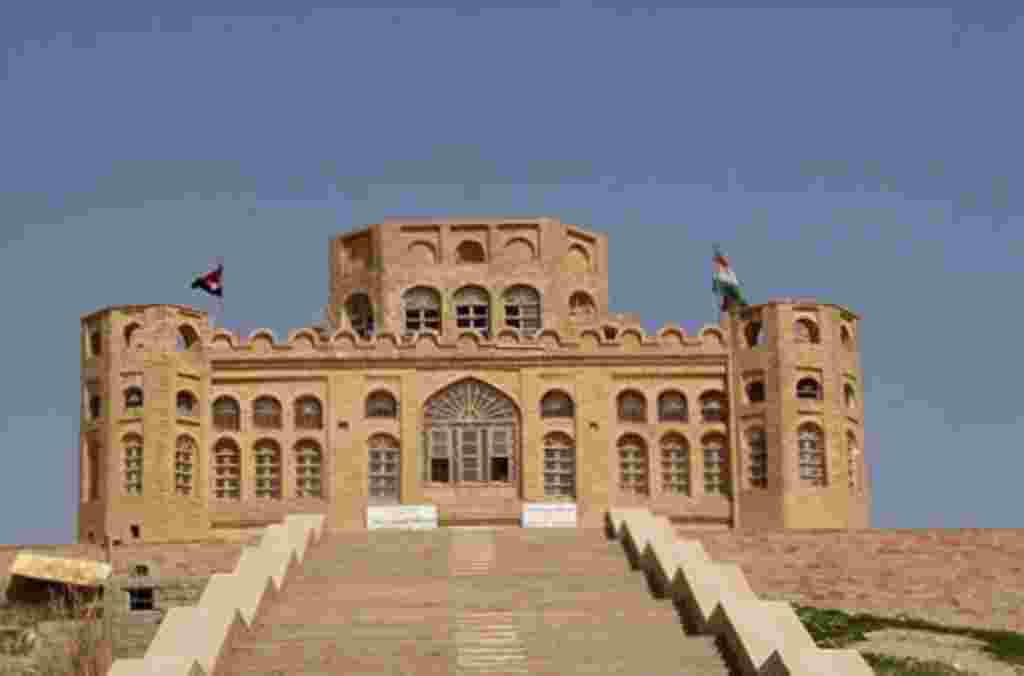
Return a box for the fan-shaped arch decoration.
[424,379,517,423]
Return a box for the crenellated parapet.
[204,322,729,361]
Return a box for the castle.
[77,217,869,544]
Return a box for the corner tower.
[78,305,213,544]
[725,299,869,529]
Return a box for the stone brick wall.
[676,528,1024,633]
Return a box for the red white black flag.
[191,264,223,297]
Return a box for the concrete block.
[108,656,207,676]
[708,599,810,676]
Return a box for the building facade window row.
[616,389,725,424]
[617,432,729,498]
[742,424,862,492]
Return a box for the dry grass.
[0,587,111,676]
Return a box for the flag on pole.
[191,263,223,297]
[712,245,747,312]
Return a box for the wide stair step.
[220,527,730,676]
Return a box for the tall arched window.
[796,378,821,400]
[175,435,196,496]
[88,327,103,357]
[660,433,690,495]
[503,285,541,333]
[798,424,827,486]
[747,427,767,489]
[344,293,375,339]
[744,321,764,347]
[253,440,282,499]
[124,323,141,349]
[295,441,324,499]
[366,390,398,418]
[87,443,101,502]
[253,396,282,429]
[123,435,143,496]
[176,391,197,417]
[841,325,854,350]
[213,396,240,431]
[402,287,442,334]
[88,392,102,421]
[847,431,860,491]
[540,390,574,419]
[657,391,687,422]
[294,396,323,430]
[617,390,647,423]
[844,383,856,409]
[543,432,575,499]
[794,319,820,344]
[124,387,144,411]
[454,286,491,335]
[700,391,727,423]
[617,434,649,496]
[702,434,730,496]
[212,439,241,500]
[368,434,400,504]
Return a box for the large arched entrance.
[422,378,521,507]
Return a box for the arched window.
[540,390,574,419]
[253,396,282,429]
[796,378,821,400]
[253,441,282,499]
[745,321,764,348]
[212,439,241,500]
[844,383,856,409]
[88,327,103,357]
[503,285,541,333]
[603,326,618,341]
[840,325,854,349]
[294,396,323,430]
[657,391,688,422]
[794,319,820,344]
[175,435,196,496]
[402,287,442,334]
[746,381,765,404]
[88,393,102,421]
[700,391,727,423]
[176,325,200,351]
[617,434,649,496]
[368,434,400,504]
[124,323,141,349]
[543,432,576,499]
[366,390,398,418]
[747,427,767,489]
[660,433,690,496]
[87,443,101,502]
[176,391,197,417]
[798,424,827,486]
[617,390,647,423]
[124,387,144,411]
[344,293,375,339]
[569,291,596,321]
[847,431,861,492]
[455,240,486,263]
[454,286,491,335]
[295,441,323,499]
[123,435,143,496]
[213,397,240,431]
[702,434,730,496]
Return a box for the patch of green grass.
[861,652,980,675]
[794,605,1024,667]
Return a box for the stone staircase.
[218,527,731,676]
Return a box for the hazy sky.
[2,2,1022,544]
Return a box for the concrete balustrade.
[607,508,873,676]
[105,514,325,676]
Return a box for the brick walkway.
[220,528,730,675]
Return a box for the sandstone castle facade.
[78,217,869,543]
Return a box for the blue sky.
[2,2,1022,544]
